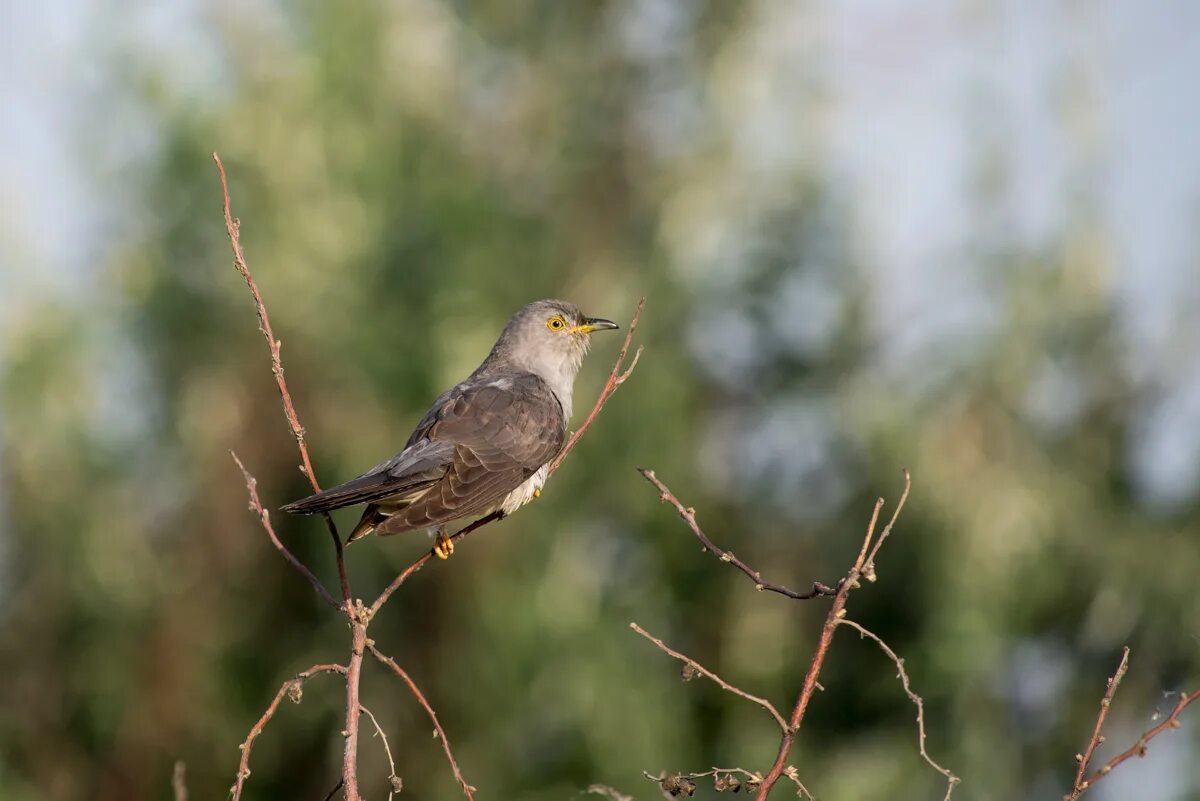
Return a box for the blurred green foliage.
[1,2,1197,800]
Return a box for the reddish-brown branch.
[342,623,367,801]
[231,451,341,611]
[548,297,644,474]
[630,622,789,732]
[1064,647,1130,800]
[213,151,351,610]
[1080,686,1197,795]
[230,663,347,801]
[368,643,477,800]
[638,469,837,600]
[756,472,911,800]
[840,618,959,799]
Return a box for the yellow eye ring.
[547,315,567,332]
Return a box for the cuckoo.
[281,299,619,558]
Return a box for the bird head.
[492,299,619,386]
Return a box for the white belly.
[499,464,549,515]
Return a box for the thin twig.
[1081,685,1197,794]
[584,785,634,801]
[840,618,959,799]
[757,473,911,799]
[1064,647,1130,800]
[213,151,351,610]
[172,760,188,801]
[368,512,501,619]
[322,778,345,801]
[230,663,347,801]
[862,469,910,582]
[231,452,341,610]
[638,469,837,600]
[549,298,645,474]
[629,623,789,732]
[368,643,477,800]
[361,704,402,800]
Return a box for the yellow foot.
[533,488,541,498]
[434,530,454,560]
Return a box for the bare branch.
[756,474,910,800]
[585,785,634,801]
[172,761,188,801]
[630,623,789,732]
[1063,647,1130,800]
[230,663,347,801]
[638,469,837,600]
[1080,684,1198,796]
[360,704,402,800]
[862,469,911,582]
[213,151,351,610]
[368,643,476,800]
[231,452,341,610]
[839,618,959,799]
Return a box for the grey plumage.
[281,299,618,543]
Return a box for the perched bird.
[281,299,619,558]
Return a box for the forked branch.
[230,664,347,801]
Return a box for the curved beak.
[576,316,619,334]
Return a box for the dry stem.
[369,643,476,800]
[213,151,351,609]
[755,472,911,799]
[638,469,837,600]
[360,704,402,800]
[1079,684,1197,795]
[172,760,188,801]
[629,622,789,732]
[840,618,958,799]
[230,663,347,801]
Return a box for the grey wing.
[374,374,567,534]
[278,437,454,514]
[279,375,564,522]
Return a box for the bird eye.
[546,316,567,331]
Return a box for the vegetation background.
[1,2,1198,799]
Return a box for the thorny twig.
[754,472,912,800]
[638,469,837,601]
[229,664,347,801]
[629,623,789,732]
[1079,683,1198,796]
[361,704,403,800]
[369,643,477,800]
[213,152,351,610]
[231,451,341,611]
[840,618,959,800]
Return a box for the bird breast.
[499,463,550,515]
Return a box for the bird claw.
[434,530,454,560]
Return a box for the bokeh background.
[2,1,1199,799]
